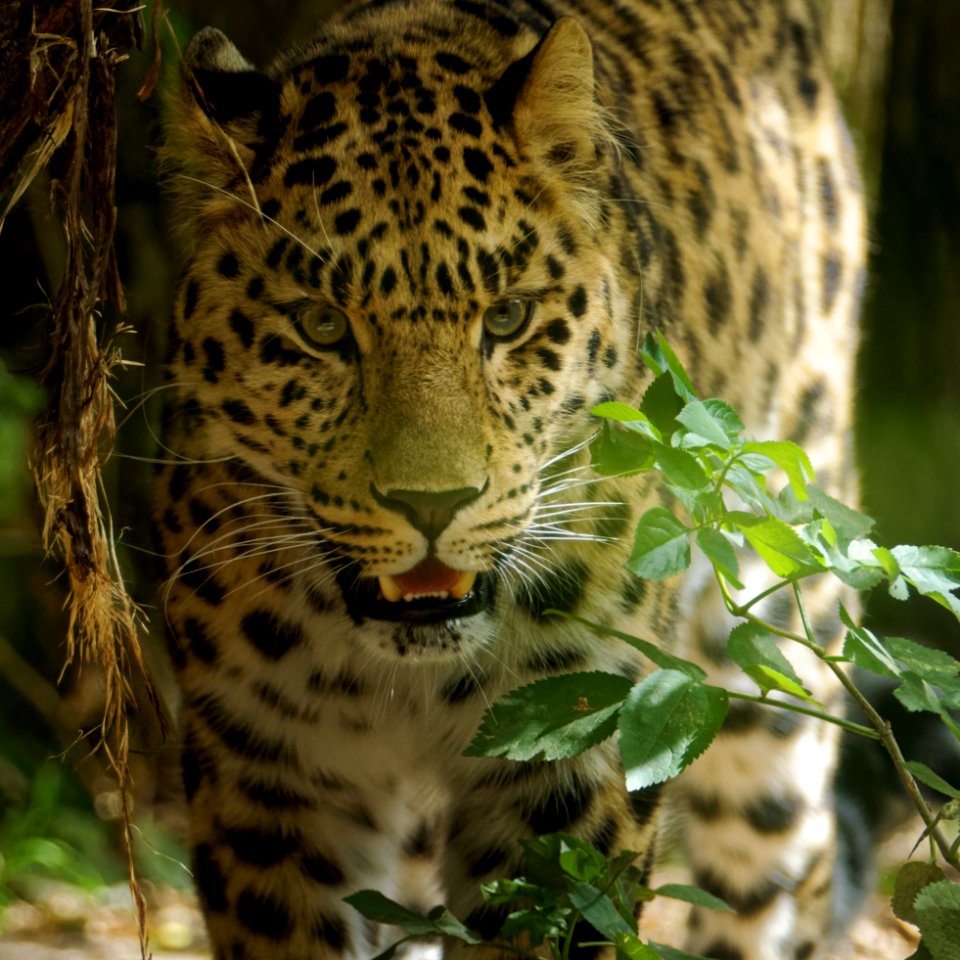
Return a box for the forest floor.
[0,822,926,960]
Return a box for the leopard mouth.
[336,555,493,624]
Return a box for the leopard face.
[164,18,634,659]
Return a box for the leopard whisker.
[176,173,327,262]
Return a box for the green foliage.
[0,760,192,930]
[348,833,730,960]
[351,334,960,956]
[0,764,120,914]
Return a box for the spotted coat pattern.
[157,2,866,958]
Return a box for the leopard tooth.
[378,576,404,602]
[448,570,477,599]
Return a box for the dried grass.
[1,2,157,957]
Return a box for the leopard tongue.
[378,556,477,602]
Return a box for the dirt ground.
[0,824,926,960]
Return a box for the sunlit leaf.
[676,400,738,449]
[465,672,633,761]
[914,879,960,960]
[732,515,821,577]
[695,528,743,588]
[807,485,874,539]
[619,670,728,790]
[743,441,815,501]
[891,545,960,620]
[628,508,691,580]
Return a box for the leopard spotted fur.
[157,2,866,958]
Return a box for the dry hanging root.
[0,2,157,957]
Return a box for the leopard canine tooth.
[448,570,477,599]
[378,575,404,602]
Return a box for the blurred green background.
[0,0,957,946]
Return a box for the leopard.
[156,1,867,958]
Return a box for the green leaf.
[653,443,710,491]
[743,667,820,705]
[465,672,633,761]
[841,621,902,680]
[702,399,744,440]
[591,401,646,422]
[775,485,816,524]
[426,905,484,943]
[641,372,685,438]
[647,941,720,960]
[905,761,960,801]
[892,545,960,619]
[551,612,707,680]
[727,623,815,701]
[727,622,803,683]
[894,675,945,714]
[733,515,821,578]
[591,420,656,476]
[653,883,734,913]
[616,935,662,959]
[628,508,691,580]
[619,669,729,790]
[822,541,886,590]
[569,882,634,938]
[695,528,743,589]
[676,400,739,449]
[559,840,608,885]
[591,402,663,442]
[343,890,423,930]
[480,877,543,906]
[742,441,815,501]
[806,485,874,539]
[885,636,960,685]
[892,862,947,925]
[724,465,779,515]
[914,879,960,960]
[873,546,910,600]
[640,332,697,402]
[344,891,481,944]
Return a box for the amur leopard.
[157,1,866,958]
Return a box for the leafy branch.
[351,334,960,958]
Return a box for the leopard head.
[165,11,633,657]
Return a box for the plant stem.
[790,582,960,871]
[726,691,880,739]
[719,575,960,869]
[716,576,821,654]
[824,656,959,870]
[735,577,792,613]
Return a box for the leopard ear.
[169,27,282,185]
[485,18,604,172]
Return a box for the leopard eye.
[294,303,350,349]
[482,299,534,341]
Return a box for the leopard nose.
[372,484,485,541]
